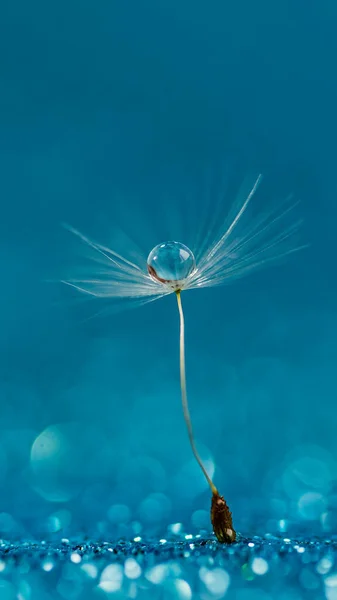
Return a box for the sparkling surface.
[1,532,337,598]
[147,241,196,287]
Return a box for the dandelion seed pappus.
[62,172,304,542]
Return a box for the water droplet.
[147,241,196,289]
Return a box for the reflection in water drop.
[147,241,196,290]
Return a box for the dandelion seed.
[63,173,303,542]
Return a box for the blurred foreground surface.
[0,532,336,599]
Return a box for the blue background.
[0,0,336,541]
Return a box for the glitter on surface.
[0,533,337,598]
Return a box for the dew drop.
[147,241,196,289]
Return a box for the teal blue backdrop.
[0,0,335,543]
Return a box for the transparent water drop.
[147,241,196,289]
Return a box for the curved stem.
[176,290,217,495]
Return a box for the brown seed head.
[211,491,236,543]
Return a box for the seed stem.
[175,290,217,494]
